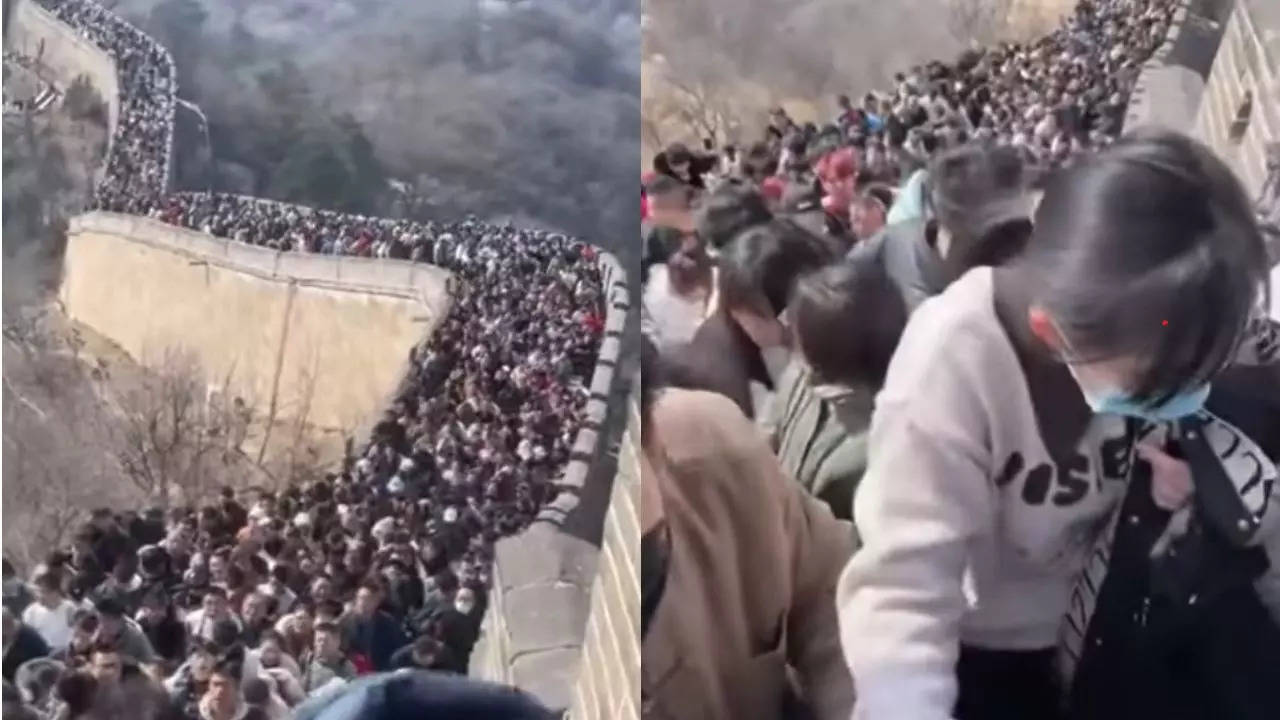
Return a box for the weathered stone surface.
[503,583,593,656]
[511,648,583,712]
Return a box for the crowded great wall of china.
[2,0,1278,717]
[4,0,631,714]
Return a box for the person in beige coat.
[639,340,856,720]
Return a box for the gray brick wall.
[568,400,640,720]
[1191,0,1278,195]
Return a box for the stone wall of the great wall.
[61,212,453,433]
[1191,0,1278,196]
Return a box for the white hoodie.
[837,267,1280,720]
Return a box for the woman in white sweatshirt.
[838,128,1280,720]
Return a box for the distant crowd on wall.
[637,0,1280,718]
[2,2,608,719]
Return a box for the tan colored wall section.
[60,213,451,432]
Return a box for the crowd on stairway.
[4,2,608,720]
[638,0,1280,718]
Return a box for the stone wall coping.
[1125,0,1194,128]
[68,211,452,311]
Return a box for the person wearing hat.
[847,142,1033,312]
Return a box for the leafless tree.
[109,348,273,509]
[945,0,1014,47]
[2,312,128,570]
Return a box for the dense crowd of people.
[4,1,608,719]
[640,0,1280,719]
[646,0,1180,245]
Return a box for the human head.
[646,174,693,233]
[315,599,343,625]
[209,551,229,585]
[791,260,908,389]
[354,580,383,618]
[207,658,242,712]
[89,641,123,686]
[848,194,883,240]
[313,621,342,661]
[241,592,268,624]
[31,570,62,607]
[695,181,773,249]
[718,218,837,318]
[410,634,437,664]
[310,577,333,603]
[666,236,713,296]
[1024,128,1269,408]
[69,611,99,653]
[661,143,693,182]
[203,587,229,619]
[189,642,217,683]
[926,143,1031,274]
[93,596,127,639]
[257,631,285,669]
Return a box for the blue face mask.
[1073,374,1212,422]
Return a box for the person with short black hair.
[838,129,1280,720]
[389,633,456,673]
[199,657,245,720]
[769,260,909,520]
[663,218,835,420]
[694,180,773,250]
[95,594,158,667]
[340,580,405,673]
[302,622,355,696]
[186,587,240,644]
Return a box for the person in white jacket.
[838,128,1280,720]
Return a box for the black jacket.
[342,611,407,672]
[1067,367,1280,720]
[2,624,49,682]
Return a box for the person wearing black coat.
[341,581,406,672]
[2,609,50,683]
[1065,364,1280,720]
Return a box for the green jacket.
[769,361,873,527]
